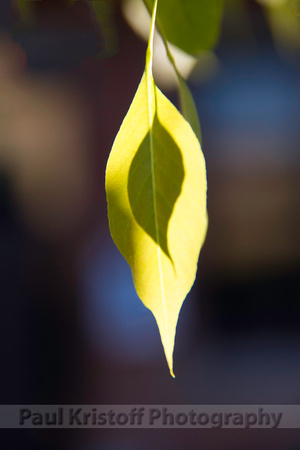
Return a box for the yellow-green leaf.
[176,70,202,142]
[161,38,202,141]
[105,0,207,376]
[144,0,223,55]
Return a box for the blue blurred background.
[0,0,299,448]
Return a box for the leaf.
[263,0,300,55]
[105,0,207,376]
[16,0,34,24]
[177,73,201,141]
[143,0,223,55]
[161,37,202,141]
[90,0,119,57]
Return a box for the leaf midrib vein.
[146,71,169,346]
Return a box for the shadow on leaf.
[128,114,185,262]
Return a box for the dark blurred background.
[0,0,299,448]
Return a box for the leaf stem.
[146,0,158,73]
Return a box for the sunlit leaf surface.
[106,0,207,376]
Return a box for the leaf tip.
[166,350,175,378]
